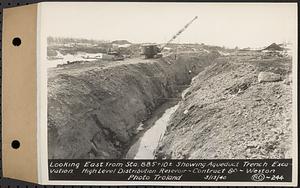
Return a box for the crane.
[141,16,198,59]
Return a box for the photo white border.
[37,2,298,186]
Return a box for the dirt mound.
[48,53,217,159]
[112,40,132,45]
[156,56,293,159]
[264,43,284,51]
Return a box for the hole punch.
[11,140,20,149]
[12,37,21,46]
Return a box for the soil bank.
[156,55,293,159]
[48,52,218,159]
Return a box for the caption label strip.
[49,159,292,182]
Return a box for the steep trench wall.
[48,53,218,159]
[156,56,293,159]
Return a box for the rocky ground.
[47,52,218,159]
[156,54,293,159]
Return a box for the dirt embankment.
[48,53,218,159]
[157,56,293,159]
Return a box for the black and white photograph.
[45,2,297,161]
[0,1,297,186]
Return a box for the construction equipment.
[141,44,162,59]
[141,16,198,59]
[107,48,125,61]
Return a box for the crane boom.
[161,16,198,50]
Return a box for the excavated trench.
[48,53,219,159]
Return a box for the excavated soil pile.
[157,56,293,159]
[48,52,218,159]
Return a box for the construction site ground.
[157,55,293,159]
[47,50,294,160]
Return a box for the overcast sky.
[40,2,297,48]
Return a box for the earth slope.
[47,53,218,159]
[157,55,293,159]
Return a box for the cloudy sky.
[40,2,297,48]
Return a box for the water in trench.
[124,84,193,159]
[125,103,179,159]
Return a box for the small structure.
[261,43,285,57]
[111,40,132,48]
[263,43,284,51]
